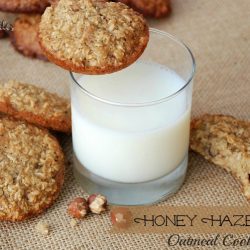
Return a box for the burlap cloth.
[0,0,250,249]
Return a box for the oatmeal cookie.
[10,15,47,60]
[0,117,65,221]
[118,0,171,18]
[0,0,50,14]
[0,81,71,133]
[190,114,250,200]
[39,0,149,74]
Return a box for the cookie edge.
[0,97,71,133]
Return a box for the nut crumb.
[68,197,89,219]
[36,221,50,235]
[88,194,107,214]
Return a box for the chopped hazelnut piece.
[68,197,89,219]
[88,194,107,214]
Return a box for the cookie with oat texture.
[0,117,65,221]
[0,0,50,13]
[39,0,149,74]
[10,15,47,60]
[190,114,250,200]
[0,81,71,133]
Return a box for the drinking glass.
[70,28,195,205]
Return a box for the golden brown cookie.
[0,117,65,221]
[190,114,250,200]
[117,0,171,18]
[0,81,71,133]
[0,0,50,14]
[10,15,47,60]
[39,0,149,74]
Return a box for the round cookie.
[118,0,171,18]
[10,15,47,60]
[39,0,149,74]
[0,81,71,133]
[0,117,65,221]
[0,0,50,14]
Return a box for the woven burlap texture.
[0,0,250,249]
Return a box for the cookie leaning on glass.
[0,117,65,221]
[39,0,149,74]
[190,114,250,200]
[0,81,71,133]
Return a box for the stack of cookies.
[0,80,71,221]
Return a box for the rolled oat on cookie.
[190,114,250,200]
[39,0,149,74]
[0,81,71,133]
[0,117,65,221]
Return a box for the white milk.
[72,61,191,183]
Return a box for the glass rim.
[70,28,196,107]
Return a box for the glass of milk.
[70,29,195,205]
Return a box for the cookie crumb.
[36,221,50,235]
[70,218,78,228]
